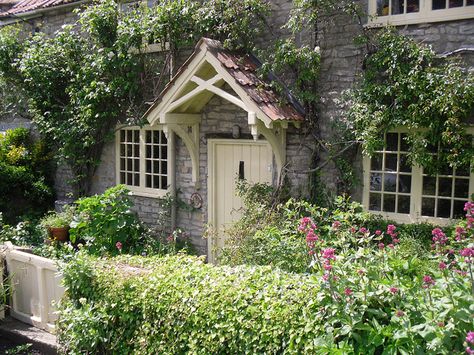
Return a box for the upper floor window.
[116,127,169,198]
[369,0,474,25]
[363,131,474,224]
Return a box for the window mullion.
[411,164,423,221]
[140,130,146,189]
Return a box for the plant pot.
[48,226,69,242]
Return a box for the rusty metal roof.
[152,38,305,122]
[0,0,81,17]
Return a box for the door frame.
[207,139,272,262]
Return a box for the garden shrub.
[59,204,474,354]
[0,128,54,223]
[220,182,450,273]
[0,213,45,247]
[68,185,157,256]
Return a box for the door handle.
[239,161,245,180]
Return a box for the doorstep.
[0,317,58,354]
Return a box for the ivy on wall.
[347,29,474,173]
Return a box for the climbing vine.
[347,29,474,173]
[0,0,270,196]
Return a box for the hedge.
[59,253,328,354]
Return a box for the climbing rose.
[466,347,474,355]
[344,288,352,296]
[332,221,341,230]
[116,241,123,251]
[439,261,447,270]
[378,242,385,250]
[375,230,382,236]
[359,227,368,234]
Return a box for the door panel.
[209,140,273,262]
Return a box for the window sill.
[369,210,461,226]
[367,11,474,27]
[127,187,169,199]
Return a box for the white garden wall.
[4,242,64,333]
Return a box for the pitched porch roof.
[145,37,305,127]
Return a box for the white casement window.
[368,0,474,26]
[116,127,170,198]
[363,130,474,225]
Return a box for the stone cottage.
[0,0,473,258]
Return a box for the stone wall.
[315,7,474,201]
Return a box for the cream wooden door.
[208,140,273,262]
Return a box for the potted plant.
[40,208,73,242]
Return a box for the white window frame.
[368,0,474,26]
[115,125,172,198]
[362,127,474,225]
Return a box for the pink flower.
[388,244,394,249]
[432,228,448,245]
[116,241,123,251]
[466,331,474,344]
[395,310,405,317]
[332,221,341,230]
[461,248,474,258]
[466,347,474,355]
[437,322,444,328]
[350,226,357,233]
[322,273,330,282]
[392,238,400,244]
[378,242,385,250]
[306,231,319,242]
[389,287,399,294]
[439,261,447,270]
[387,224,398,238]
[375,230,382,236]
[299,217,316,233]
[455,226,466,241]
[323,262,333,271]
[465,201,474,216]
[359,227,368,234]
[422,275,435,288]
[322,248,336,261]
[344,288,352,296]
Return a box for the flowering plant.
[296,201,474,353]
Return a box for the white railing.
[4,242,64,333]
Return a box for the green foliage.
[69,185,152,255]
[0,213,45,246]
[58,216,474,354]
[260,38,320,110]
[0,128,54,223]
[59,253,329,354]
[40,208,74,229]
[348,29,474,172]
[0,0,270,195]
